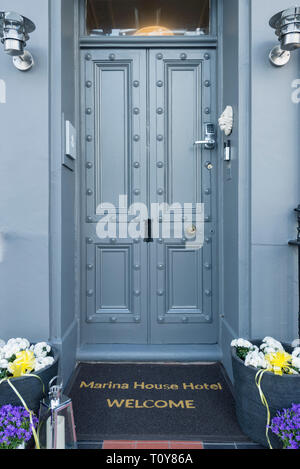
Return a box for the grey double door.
[81,48,217,345]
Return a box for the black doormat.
[67,362,248,442]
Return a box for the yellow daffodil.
[9,350,36,378]
[265,351,293,376]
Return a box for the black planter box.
[231,341,300,448]
[0,346,59,416]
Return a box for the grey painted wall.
[221,0,300,380]
[250,0,299,342]
[0,0,77,384]
[0,0,50,342]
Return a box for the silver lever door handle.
[194,139,215,150]
[194,139,215,145]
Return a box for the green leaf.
[236,347,251,361]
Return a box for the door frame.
[74,0,229,360]
[47,0,253,378]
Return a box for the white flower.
[32,342,51,358]
[20,338,30,350]
[1,338,31,359]
[41,356,54,366]
[0,339,5,348]
[231,339,254,349]
[261,347,277,355]
[34,356,54,372]
[244,350,269,369]
[292,356,300,371]
[7,338,30,350]
[2,343,21,359]
[0,359,9,369]
[292,347,300,358]
[260,337,284,353]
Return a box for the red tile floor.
[102,441,204,449]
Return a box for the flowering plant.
[270,404,300,449]
[0,338,54,380]
[0,405,38,449]
[231,337,300,376]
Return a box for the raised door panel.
[83,49,147,220]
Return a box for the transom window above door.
[85,0,210,37]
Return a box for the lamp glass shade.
[38,395,77,450]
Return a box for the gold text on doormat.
[80,381,223,391]
[106,399,196,409]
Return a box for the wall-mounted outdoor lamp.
[269,6,300,67]
[0,11,35,71]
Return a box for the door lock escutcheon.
[194,123,216,150]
